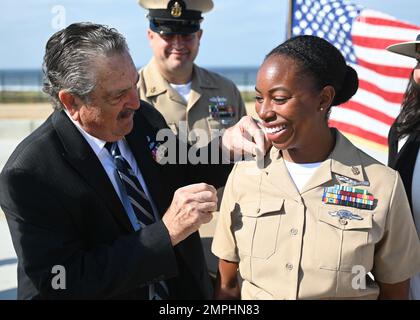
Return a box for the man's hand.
[162,183,218,246]
[221,116,271,162]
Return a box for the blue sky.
[0,0,419,69]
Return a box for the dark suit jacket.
[0,101,232,299]
[388,121,420,212]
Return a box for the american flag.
[291,0,420,163]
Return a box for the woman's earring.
[319,107,324,111]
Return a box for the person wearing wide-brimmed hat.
[387,35,420,300]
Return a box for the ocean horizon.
[0,66,258,92]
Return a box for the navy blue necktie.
[105,142,169,300]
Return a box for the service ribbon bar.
[322,185,375,210]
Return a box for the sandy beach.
[0,103,53,120]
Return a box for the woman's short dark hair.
[42,22,129,111]
[265,35,359,107]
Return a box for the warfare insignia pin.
[147,136,167,163]
[328,209,363,220]
[335,174,370,186]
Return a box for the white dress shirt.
[65,112,160,231]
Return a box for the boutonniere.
[146,136,167,163]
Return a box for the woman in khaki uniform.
[212,35,420,300]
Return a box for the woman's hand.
[378,279,409,299]
[214,259,241,300]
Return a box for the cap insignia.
[171,2,182,18]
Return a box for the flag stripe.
[340,101,395,125]
[354,45,415,68]
[352,21,419,42]
[330,107,391,137]
[356,16,420,30]
[358,79,404,104]
[352,35,412,50]
[357,57,413,78]
[351,88,400,118]
[354,64,410,92]
[329,121,388,145]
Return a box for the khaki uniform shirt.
[212,130,420,299]
[138,58,246,147]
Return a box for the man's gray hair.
[42,22,129,111]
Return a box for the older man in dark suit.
[0,22,265,299]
